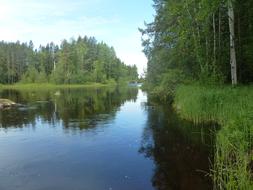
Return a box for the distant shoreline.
[0,83,115,90]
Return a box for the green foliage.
[142,1,253,187]
[21,65,39,83]
[93,60,106,83]
[0,83,109,91]
[0,36,138,85]
[141,0,253,91]
[174,85,253,189]
[148,69,186,102]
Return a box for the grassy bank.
[0,82,117,91]
[174,85,253,189]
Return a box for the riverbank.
[174,85,253,189]
[0,82,117,91]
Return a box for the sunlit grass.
[174,85,253,189]
[0,83,114,90]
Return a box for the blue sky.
[0,0,154,74]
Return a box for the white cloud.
[0,0,148,75]
[108,30,147,75]
[0,0,119,45]
[118,51,147,75]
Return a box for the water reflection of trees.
[0,87,138,130]
[139,101,216,190]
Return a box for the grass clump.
[174,85,253,189]
[0,82,114,91]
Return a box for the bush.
[149,69,185,102]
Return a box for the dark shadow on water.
[140,99,218,190]
[0,88,217,190]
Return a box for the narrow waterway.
[0,87,214,190]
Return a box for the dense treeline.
[141,0,253,92]
[141,0,253,189]
[0,36,138,84]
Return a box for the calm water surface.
[0,87,214,190]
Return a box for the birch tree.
[228,0,237,85]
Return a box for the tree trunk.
[228,0,238,85]
[213,13,216,64]
[237,11,242,81]
[218,7,221,66]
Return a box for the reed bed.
[174,85,253,189]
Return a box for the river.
[0,87,215,190]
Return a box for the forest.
[0,36,138,85]
[141,0,253,89]
[0,0,253,189]
[141,0,253,189]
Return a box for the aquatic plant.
[174,85,253,189]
